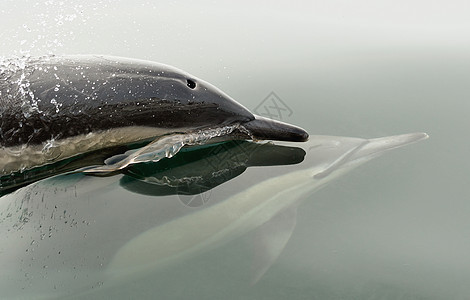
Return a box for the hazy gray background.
[1,1,470,299]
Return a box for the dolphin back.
[0,55,253,147]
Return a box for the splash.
[81,125,242,174]
[0,55,51,117]
[2,1,112,57]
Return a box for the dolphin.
[105,133,428,285]
[0,55,308,176]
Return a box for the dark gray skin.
[0,55,308,148]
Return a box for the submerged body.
[106,133,428,285]
[0,55,308,175]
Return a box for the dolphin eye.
[186,79,196,89]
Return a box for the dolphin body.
[0,55,308,175]
[105,133,428,286]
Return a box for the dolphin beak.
[242,115,309,142]
[348,132,429,161]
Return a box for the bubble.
[50,98,62,113]
[22,24,32,32]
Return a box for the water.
[1,1,470,299]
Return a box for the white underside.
[0,126,174,175]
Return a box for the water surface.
[1,1,469,299]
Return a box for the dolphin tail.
[242,115,309,142]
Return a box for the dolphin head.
[99,59,309,142]
[159,73,309,142]
[136,65,309,142]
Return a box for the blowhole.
[187,79,196,89]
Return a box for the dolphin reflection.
[107,133,428,283]
[120,140,306,201]
[0,133,427,299]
